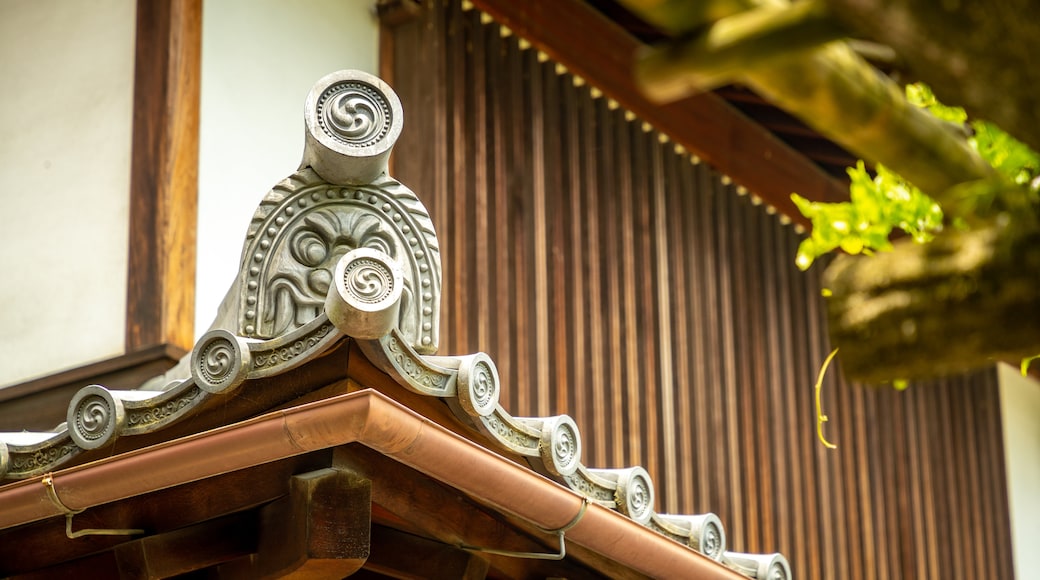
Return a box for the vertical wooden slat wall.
[387,3,1015,578]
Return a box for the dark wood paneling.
[126,0,201,352]
[470,0,849,225]
[387,2,1015,578]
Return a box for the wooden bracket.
[218,468,372,579]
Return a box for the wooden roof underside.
[0,342,656,579]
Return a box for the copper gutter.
[0,389,742,579]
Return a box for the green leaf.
[905,83,967,123]
[972,120,1040,186]
[839,237,863,255]
[790,193,816,218]
[790,87,957,269]
[795,239,817,271]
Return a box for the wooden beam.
[469,0,848,224]
[364,525,490,580]
[113,512,256,579]
[0,454,331,576]
[335,447,550,555]
[126,0,202,352]
[218,468,371,579]
[8,551,120,580]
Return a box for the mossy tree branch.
[637,1,846,97]
[822,0,1040,156]
[621,0,1002,217]
[618,0,1040,380]
[825,224,1040,382]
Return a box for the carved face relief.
[238,171,441,353]
[263,208,394,337]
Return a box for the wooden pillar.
[126,0,202,353]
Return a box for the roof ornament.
[229,70,440,350]
[302,69,403,186]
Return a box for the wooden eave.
[0,343,743,579]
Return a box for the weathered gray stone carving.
[232,170,439,350]
[650,512,727,561]
[0,69,791,578]
[0,432,76,479]
[301,70,403,186]
[724,551,793,579]
[191,330,252,394]
[325,247,404,339]
[453,353,500,417]
[590,466,656,525]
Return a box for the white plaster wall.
[195,0,379,336]
[999,363,1040,580]
[0,0,135,386]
